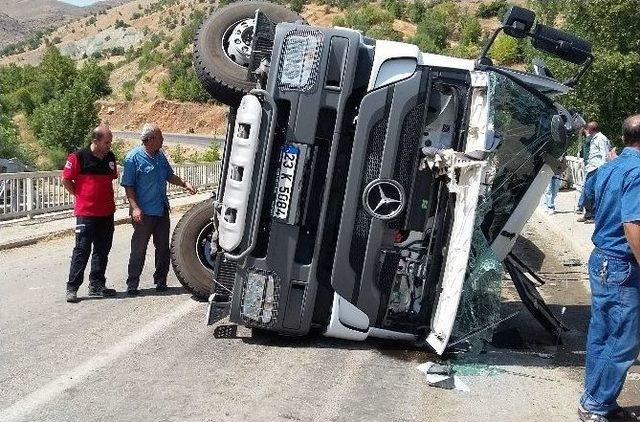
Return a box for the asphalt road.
[112,131,224,147]
[1,218,635,422]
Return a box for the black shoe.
[126,289,139,296]
[66,291,80,303]
[88,286,117,297]
[578,406,609,421]
[155,284,168,292]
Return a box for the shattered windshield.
[479,71,559,243]
[452,71,560,348]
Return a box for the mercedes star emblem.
[362,179,405,220]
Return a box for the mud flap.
[206,293,232,326]
[504,254,569,338]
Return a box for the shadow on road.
[77,286,191,301]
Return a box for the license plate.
[273,144,299,220]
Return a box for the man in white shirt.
[577,122,611,223]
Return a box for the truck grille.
[389,104,425,229]
[349,117,387,277]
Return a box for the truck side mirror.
[531,24,592,65]
[502,6,535,39]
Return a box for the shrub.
[201,142,221,162]
[290,0,304,13]
[121,80,136,101]
[381,0,404,19]
[366,24,403,42]
[410,32,441,54]
[489,33,520,65]
[476,0,508,19]
[460,14,481,46]
[167,144,188,164]
[405,0,426,24]
[332,5,396,34]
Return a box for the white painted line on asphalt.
[0,299,199,422]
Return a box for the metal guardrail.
[0,162,221,221]
[564,155,585,190]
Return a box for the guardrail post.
[26,177,34,218]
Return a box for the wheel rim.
[196,222,216,272]
[222,17,254,68]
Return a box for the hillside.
[1,0,512,136]
[0,0,130,50]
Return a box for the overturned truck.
[170,2,592,354]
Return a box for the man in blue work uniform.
[121,123,197,295]
[578,114,640,422]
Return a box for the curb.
[532,207,593,263]
[0,202,202,252]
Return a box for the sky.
[58,0,103,6]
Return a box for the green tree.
[38,46,77,103]
[30,82,98,153]
[540,0,640,140]
[76,59,112,98]
[527,0,561,25]
[0,101,28,162]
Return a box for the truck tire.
[193,1,302,106]
[170,200,216,299]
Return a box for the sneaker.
[576,208,584,215]
[545,208,556,215]
[584,218,595,224]
[578,407,609,421]
[126,289,139,296]
[577,216,588,222]
[88,286,117,297]
[66,291,80,303]
[156,283,168,292]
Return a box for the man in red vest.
[62,124,118,303]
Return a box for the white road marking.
[0,300,198,422]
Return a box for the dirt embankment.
[98,100,229,135]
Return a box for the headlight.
[277,30,323,93]
[241,269,277,324]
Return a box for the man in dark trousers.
[121,123,196,295]
[579,114,640,422]
[62,124,118,303]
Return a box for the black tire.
[170,200,216,299]
[193,1,302,106]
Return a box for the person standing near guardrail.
[121,123,197,295]
[578,114,640,422]
[62,124,118,303]
[576,122,611,223]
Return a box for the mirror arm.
[476,25,506,69]
[563,54,593,87]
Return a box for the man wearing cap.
[121,123,197,295]
[62,124,118,303]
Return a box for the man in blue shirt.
[121,123,197,294]
[577,122,611,223]
[578,114,640,422]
